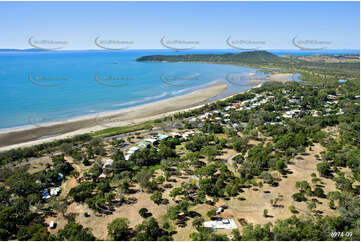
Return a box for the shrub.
[292,192,307,202]
[288,205,298,214]
[139,208,149,218]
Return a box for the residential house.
[203,218,237,230]
[49,221,56,229]
[50,187,61,196]
[157,134,169,141]
[102,159,114,169]
[145,137,158,145]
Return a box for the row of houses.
[124,132,187,161]
[39,172,63,199]
[97,131,202,179]
[41,187,61,199]
[282,109,301,119]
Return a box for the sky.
[0,1,359,50]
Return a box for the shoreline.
[0,72,293,152]
[0,82,229,151]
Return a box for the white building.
[50,187,61,196]
[49,221,56,229]
[189,117,197,122]
[204,219,237,230]
[216,207,224,214]
[102,159,114,169]
[125,146,140,160]
[145,138,157,145]
[170,132,181,138]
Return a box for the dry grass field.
[34,138,347,240]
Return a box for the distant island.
[0,48,48,52]
[136,50,285,66]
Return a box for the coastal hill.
[136,50,286,66]
[137,50,360,80]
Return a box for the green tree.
[69,182,95,202]
[275,160,285,171]
[135,169,152,192]
[192,217,205,231]
[134,217,171,241]
[139,208,149,218]
[107,218,132,240]
[313,187,325,198]
[263,209,268,218]
[57,222,95,240]
[150,191,163,205]
[0,228,11,240]
[292,192,307,202]
[17,224,51,241]
[317,162,331,177]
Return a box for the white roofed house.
[125,146,140,160]
[199,112,212,120]
[50,187,61,196]
[138,141,151,149]
[102,159,114,169]
[225,105,236,111]
[98,173,107,179]
[170,132,181,138]
[182,133,190,139]
[282,111,293,119]
[336,109,344,115]
[216,207,224,215]
[291,109,301,117]
[157,133,169,141]
[42,187,61,199]
[49,221,56,229]
[182,130,195,140]
[57,173,64,181]
[128,146,140,153]
[145,137,158,145]
[312,111,320,117]
[203,218,237,230]
[189,117,197,122]
[327,94,338,100]
[232,123,240,129]
[325,108,332,114]
[41,189,51,199]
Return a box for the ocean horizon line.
[0,48,360,52]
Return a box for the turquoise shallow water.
[0,49,358,129]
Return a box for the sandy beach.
[267,73,294,82]
[0,71,295,152]
[0,82,228,151]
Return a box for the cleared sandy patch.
[268,73,293,82]
[224,143,341,231]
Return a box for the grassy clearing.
[91,121,154,138]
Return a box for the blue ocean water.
[0,49,358,129]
